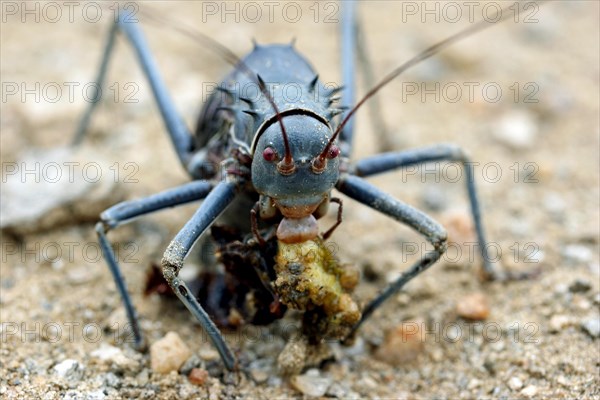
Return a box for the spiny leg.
[161,180,238,371]
[336,175,447,336]
[73,8,194,169]
[353,143,502,280]
[96,181,213,349]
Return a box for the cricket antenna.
[137,6,295,174]
[316,0,549,163]
[256,75,295,174]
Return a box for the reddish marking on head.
[326,144,340,159]
[262,147,278,162]
[311,143,339,174]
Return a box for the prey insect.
[76,2,531,372]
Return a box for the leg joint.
[430,227,448,254]
[439,143,470,163]
[161,240,185,284]
[95,220,109,235]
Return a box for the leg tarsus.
[348,248,445,338]
[161,250,237,372]
[95,221,146,351]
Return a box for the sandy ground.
[1,1,599,399]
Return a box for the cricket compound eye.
[326,144,340,159]
[262,146,278,162]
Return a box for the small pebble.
[135,369,150,386]
[375,320,425,366]
[456,292,490,320]
[90,344,136,370]
[429,347,444,363]
[549,315,573,333]
[543,192,566,216]
[562,244,593,264]
[581,317,600,338]
[521,385,538,397]
[484,358,496,374]
[43,391,57,400]
[248,358,274,384]
[179,354,203,375]
[85,390,107,400]
[52,359,83,381]
[150,331,192,374]
[359,375,378,389]
[569,278,592,293]
[556,375,570,387]
[508,376,524,391]
[326,382,351,398]
[198,347,219,361]
[344,336,366,357]
[277,338,308,376]
[554,283,569,295]
[267,375,283,387]
[64,391,85,400]
[493,110,538,150]
[491,340,505,352]
[188,368,209,386]
[102,372,120,388]
[467,379,482,390]
[67,267,97,285]
[574,297,592,311]
[249,368,269,384]
[290,369,332,398]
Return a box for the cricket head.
[251,113,340,243]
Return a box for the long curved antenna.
[316,0,549,162]
[137,7,295,173]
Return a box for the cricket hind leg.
[336,175,447,337]
[96,181,213,350]
[352,143,518,281]
[73,8,194,171]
